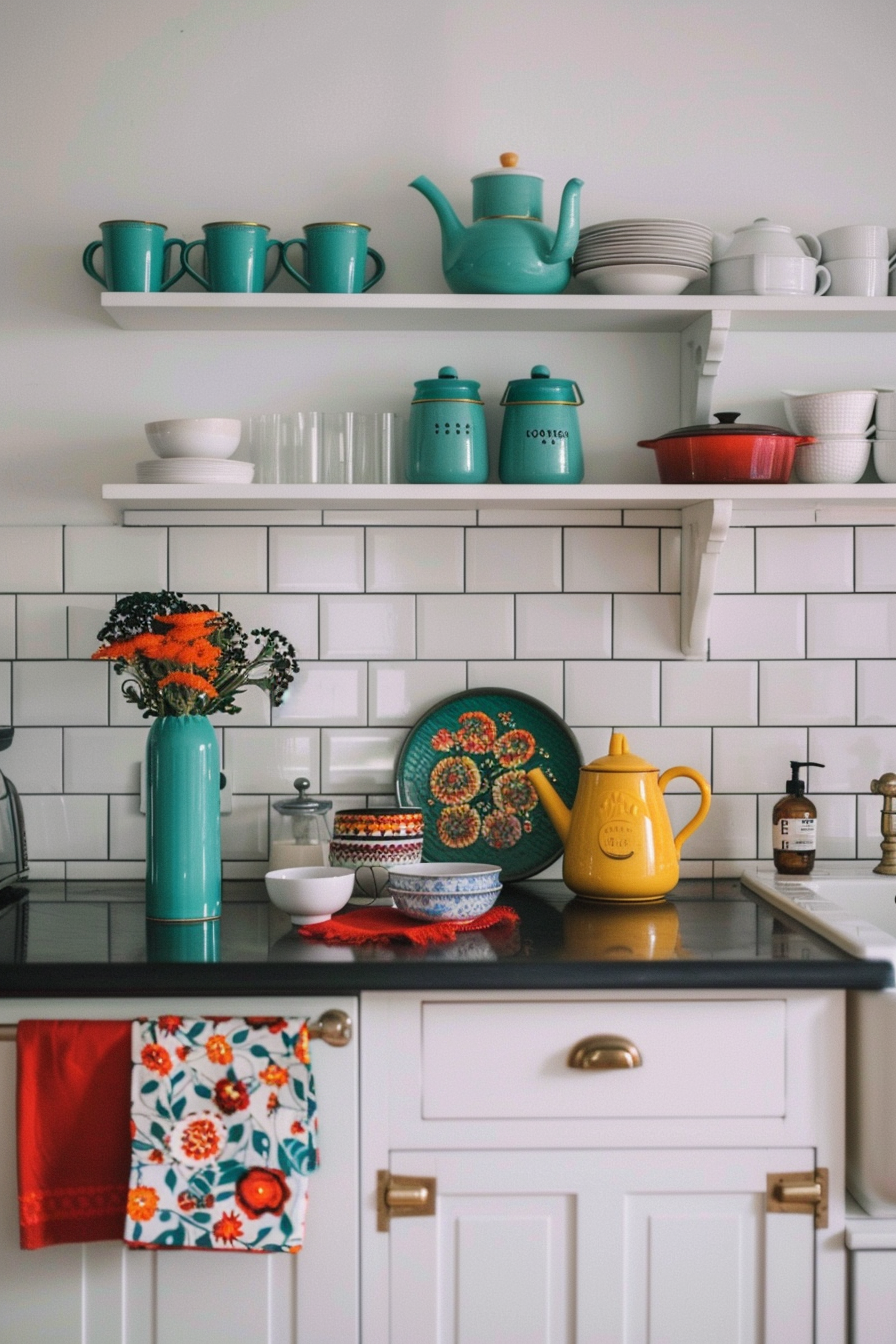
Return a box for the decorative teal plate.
[395,687,582,881]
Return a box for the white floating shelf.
[100,292,896,333]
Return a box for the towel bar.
[0,1008,352,1048]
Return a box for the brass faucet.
[870,773,896,875]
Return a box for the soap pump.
[772,761,824,876]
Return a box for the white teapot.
[712,218,829,296]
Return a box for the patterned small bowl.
[333,808,424,839]
[388,885,501,923]
[329,833,425,901]
[388,862,502,895]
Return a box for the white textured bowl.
[874,440,896,483]
[794,437,871,484]
[264,865,355,925]
[783,390,877,437]
[145,417,242,459]
[875,391,896,432]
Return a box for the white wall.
[3,0,896,520]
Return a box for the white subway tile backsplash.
[224,728,318,793]
[710,596,805,660]
[222,796,269,862]
[756,528,853,593]
[666,792,757,859]
[418,595,513,659]
[21,794,107,859]
[565,528,658,592]
[859,792,888,860]
[573,726,711,791]
[0,728,61,792]
[466,528,561,592]
[220,594,318,660]
[321,595,415,660]
[169,528,267,592]
[516,594,611,659]
[110,794,145,860]
[855,527,896,591]
[565,661,659,726]
[807,594,896,657]
[757,792,856,860]
[67,596,117,658]
[367,527,463,592]
[228,684,272,728]
[270,527,364,592]
[66,861,145,881]
[0,527,62,592]
[0,663,9,723]
[662,527,755,596]
[0,597,15,659]
[13,661,108,726]
[759,660,855,726]
[858,661,896,725]
[16,595,67,659]
[65,527,167,593]
[63,727,147,792]
[809,727,896,792]
[275,663,367,726]
[369,661,465,726]
[713,727,807,793]
[662,661,757,727]
[614,594,682,659]
[321,728,405,793]
[468,661,563,715]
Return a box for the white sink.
[742,863,896,1215]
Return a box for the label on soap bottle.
[773,817,816,851]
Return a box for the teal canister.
[498,365,584,483]
[407,366,488,483]
[145,715,221,922]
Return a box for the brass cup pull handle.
[567,1034,642,1070]
[385,1182,431,1211]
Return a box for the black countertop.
[0,878,889,995]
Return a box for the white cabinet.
[0,995,359,1344]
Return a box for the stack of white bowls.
[573,219,712,295]
[137,418,253,484]
[873,391,896,482]
[783,391,876,483]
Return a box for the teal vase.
[146,715,221,922]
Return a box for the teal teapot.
[410,152,583,295]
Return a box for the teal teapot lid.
[412,366,483,404]
[471,152,544,222]
[500,365,584,406]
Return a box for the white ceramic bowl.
[576,263,706,296]
[389,885,501,924]
[874,391,896,432]
[145,417,242,459]
[874,439,896,483]
[264,865,355,925]
[794,437,871,484]
[783,390,877,437]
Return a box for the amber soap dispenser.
[772,761,824,875]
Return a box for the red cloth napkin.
[17,1020,132,1249]
[299,905,519,946]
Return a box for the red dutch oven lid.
[638,412,812,446]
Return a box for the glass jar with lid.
[269,778,333,872]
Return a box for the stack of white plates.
[573,218,713,294]
[136,458,255,485]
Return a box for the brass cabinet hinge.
[376,1171,437,1232]
[766,1168,828,1229]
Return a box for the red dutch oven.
[638,412,813,484]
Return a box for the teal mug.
[82,219,186,292]
[182,222,283,292]
[282,222,386,293]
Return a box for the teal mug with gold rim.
[82,219,186,292]
[282,222,386,293]
[182,222,283,292]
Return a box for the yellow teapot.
[529,732,711,901]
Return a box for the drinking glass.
[247,412,401,484]
[246,413,324,483]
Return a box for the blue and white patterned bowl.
[387,862,502,895]
[388,885,502,923]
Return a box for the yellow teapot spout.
[528,767,571,842]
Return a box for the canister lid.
[581,732,658,773]
[500,365,584,406]
[412,366,483,403]
[272,778,332,816]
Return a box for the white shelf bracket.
[680,309,731,425]
[680,498,732,659]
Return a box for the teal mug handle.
[82,240,106,287]
[161,237,187,291]
[182,239,211,290]
[281,238,311,290]
[264,238,283,291]
[362,246,386,292]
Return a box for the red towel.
[17,1020,132,1249]
[299,904,519,946]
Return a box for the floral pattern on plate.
[125,1016,318,1252]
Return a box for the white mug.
[818,224,889,261]
[711,253,830,296]
[826,256,889,297]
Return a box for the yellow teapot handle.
[658,767,712,855]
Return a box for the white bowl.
[576,263,706,296]
[874,440,896,482]
[264,865,355,925]
[783,390,877,437]
[389,886,501,924]
[145,417,242,459]
[874,391,896,432]
[794,437,871,484]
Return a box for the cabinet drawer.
[421,999,786,1120]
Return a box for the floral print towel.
[125,1016,318,1252]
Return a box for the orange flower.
[158,1015,183,1035]
[177,1192,196,1212]
[259,1064,289,1088]
[294,1022,310,1065]
[213,1209,244,1245]
[176,1045,189,1061]
[205,1034,233,1065]
[290,1121,305,1136]
[148,1150,164,1164]
[141,1043,172,1076]
[267,1091,280,1113]
[235,1168,290,1220]
[127,1186,159,1222]
[179,1117,223,1162]
[494,728,536,768]
[455,710,497,753]
[156,611,222,628]
[158,671,219,697]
